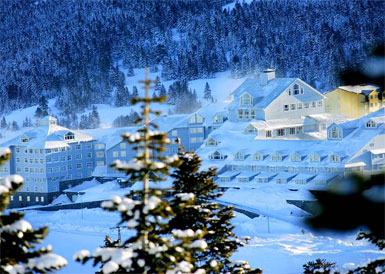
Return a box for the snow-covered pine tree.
[0,148,67,273]
[167,142,254,273]
[203,82,214,102]
[1,117,7,129]
[132,85,139,98]
[88,106,101,129]
[74,68,208,274]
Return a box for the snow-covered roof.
[370,148,385,155]
[218,171,240,178]
[274,172,298,180]
[337,84,380,94]
[229,78,324,109]
[0,116,93,149]
[236,171,258,178]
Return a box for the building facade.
[325,85,384,118]
[0,116,106,207]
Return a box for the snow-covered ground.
[24,206,384,274]
[19,179,384,274]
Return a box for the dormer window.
[240,93,253,106]
[293,84,300,95]
[253,152,263,161]
[209,151,225,160]
[272,152,282,162]
[290,153,301,162]
[64,132,75,140]
[234,152,245,161]
[330,153,340,163]
[366,120,376,128]
[21,135,29,143]
[244,124,257,134]
[310,153,320,162]
[213,115,223,124]
[189,114,203,124]
[328,126,342,139]
[205,137,218,147]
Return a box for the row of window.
[16,158,44,164]
[15,143,93,154]
[283,101,322,112]
[189,127,204,134]
[11,195,45,202]
[210,151,342,163]
[227,164,342,174]
[47,162,93,172]
[238,109,257,120]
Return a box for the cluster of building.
[1,70,384,207]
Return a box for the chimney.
[260,69,276,86]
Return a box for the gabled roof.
[1,118,93,149]
[337,84,380,94]
[230,77,296,108]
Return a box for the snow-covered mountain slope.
[0,70,245,141]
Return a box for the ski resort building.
[197,109,385,190]
[103,103,228,175]
[325,85,384,118]
[228,69,326,122]
[0,116,106,207]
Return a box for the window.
[27,196,30,202]
[250,109,256,119]
[288,89,291,95]
[245,125,257,134]
[121,151,126,157]
[86,143,92,149]
[290,153,300,162]
[328,126,342,139]
[120,143,127,149]
[266,130,272,138]
[67,155,72,161]
[366,120,376,128]
[16,158,20,163]
[64,132,75,140]
[40,159,44,163]
[240,93,252,105]
[244,109,250,119]
[60,156,65,162]
[312,101,316,108]
[68,164,72,170]
[317,101,323,107]
[53,157,58,162]
[297,103,302,109]
[10,195,13,201]
[296,127,303,134]
[283,105,289,111]
[25,158,28,163]
[290,104,296,110]
[293,84,300,95]
[34,186,38,192]
[213,115,223,124]
[95,144,105,149]
[190,137,196,143]
[289,128,296,135]
[189,128,196,134]
[97,161,105,166]
[272,152,282,162]
[41,197,44,202]
[87,162,93,168]
[330,154,340,163]
[197,137,203,142]
[209,151,225,160]
[304,103,309,108]
[238,109,243,119]
[112,151,119,157]
[76,154,82,160]
[253,153,263,161]
[234,152,244,160]
[206,138,217,146]
[76,163,82,169]
[60,166,66,171]
[87,152,92,158]
[277,129,285,136]
[76,144,81,150]
[300,87,304,94]
[16,167,21,172]
[96,151,104,158]
[48,168,52,173]
[171,130,177,137]
[19,196,22,201]
[21,136,29,142]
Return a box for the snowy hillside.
[0,70,246,142]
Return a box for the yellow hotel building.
[325,85,384,119]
